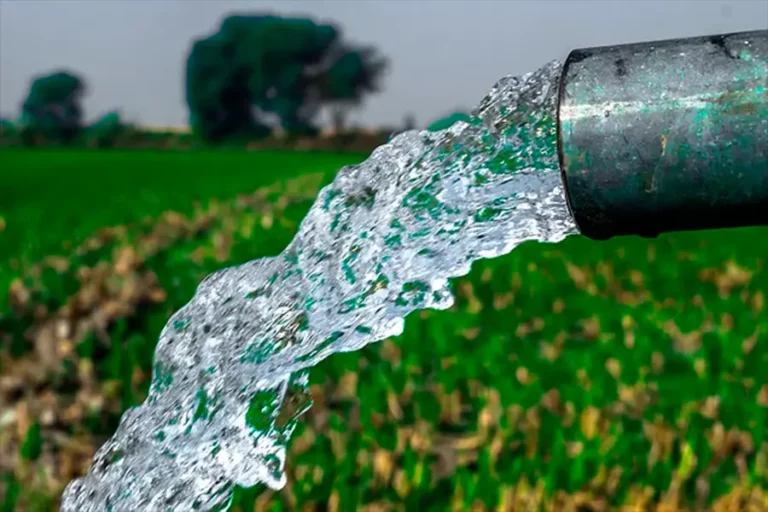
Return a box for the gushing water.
[61,60,577,511]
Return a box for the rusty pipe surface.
[557,30,768,240]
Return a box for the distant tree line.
[7,13,390,147]
[8,71,127,147]
[1,13,476,150]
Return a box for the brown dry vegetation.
[1,170,767,511]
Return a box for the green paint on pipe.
[557,30,768,240]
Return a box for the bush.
[0,118,15,135]
[86,111,130,148]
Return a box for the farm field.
[0,148,367,264]
[0,148,766,511]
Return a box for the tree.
[87,111,129,148]
[319,44,388,133]
[185,14,387,141]
[20,70,85,143]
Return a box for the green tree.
[319,45,388,132]
[87,111,129,148]
[20,71,85,143]
[185,14,387,141]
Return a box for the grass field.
[1,148,767,511]
[0,148,366,264]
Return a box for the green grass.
[1,147,767,511]
[281,227,767,510]
[0,148,365,265]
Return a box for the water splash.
[61,60,577,511]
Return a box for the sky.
[1,0,766,128]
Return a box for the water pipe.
[557,29,768,240]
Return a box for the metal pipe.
[557,30,768,240]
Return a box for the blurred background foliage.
[19,71,86,145]
[186,14,387,141]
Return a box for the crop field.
[0,148,366,265]
[0,148,766,511]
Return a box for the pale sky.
[1,0,766,128]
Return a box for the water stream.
[61,60,578,511]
